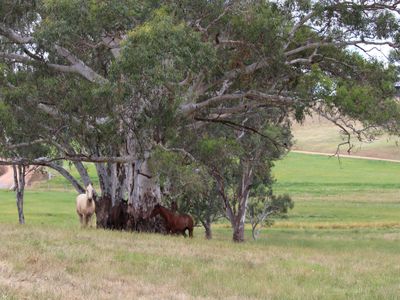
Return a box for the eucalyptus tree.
[1,1,400,234]
[248,193,293,240]
[187,109,292,242]
[151,150,224,239]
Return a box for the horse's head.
[86,184,94,201]
[149,203,161,218]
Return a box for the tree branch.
[181,90,295,115]
[284,39,398,57]
[0,51,32,64]
[42,161,85,194]
[0,154,137,165]
[0,22,109,85]
[0,23,33,44]
[54,45,108,84]
[285,11,316,50]
[157,144,197,163]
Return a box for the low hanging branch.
[43,161,85,194]
[0,154,137,165]
[157,144,197,163]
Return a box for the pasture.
[291,114,400,160]
[0,153,399,299]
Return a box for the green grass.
[33,163,99,191]
[271,153,400,229]
[0,224,399,299]
[0,153,399,299]
[0,190,77,227]
[273,152,400,195]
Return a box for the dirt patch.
[0,166,7,177]
[0,166,49,190]
[26,168,48,187]
[0,166,13,189]
[292,150,400,163]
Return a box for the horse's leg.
[78,213,83,227]
[87,215,92,228]
[188,227,193,238]
[83,214,88,227]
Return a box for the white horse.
[76,184,95,227]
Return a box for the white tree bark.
[130,152,160,219]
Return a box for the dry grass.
[292,114,400,160]
[0,227,193,300]
[0,224,400,299]
[293,191,400,203]
[275,221,400,229]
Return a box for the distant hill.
[291,114,400,160]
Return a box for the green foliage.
[247,194,294,232]
[247,165,294,240]
[0,0,38,26]
[229,2,285,53]
[37,0,143,44]
[0,97,49,159]
[116,9,216,85]
[150,148,224,229]
[375,11,399,39]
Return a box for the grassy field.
[291,115,400,160]
[0,153,399,299]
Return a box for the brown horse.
[150,204,194,238]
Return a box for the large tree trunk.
[95,160,135,229]
[232,214,246,242]
[231,196,248,242]
[231,194,250,242]
[12,164,26,225]
[94,151,163,232]
[94,162,114,228]
[130,154,160,216]
[89,120,164,232]
[129,153,162,232]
